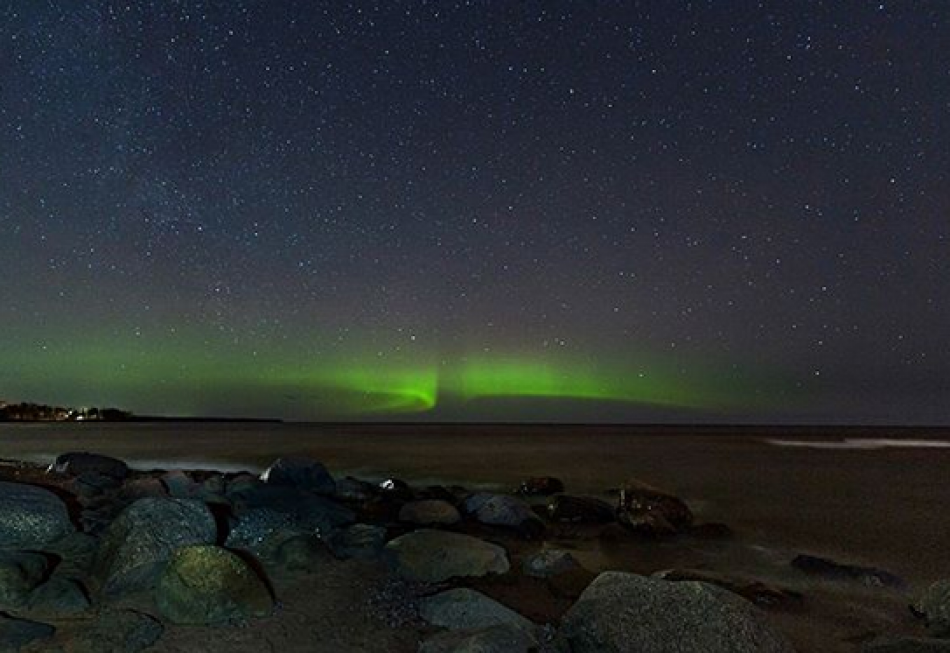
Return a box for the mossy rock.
[156,545,273,625]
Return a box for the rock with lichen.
[386,529,509,582]
[94,497,217,596]
[560,571,793,653]
[155,545,273,624]
[0,482,75,550]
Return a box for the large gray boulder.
[386,530,509,582]
[0,481,75,550]
[560,571,794,653]
[915,580,950,636]
[225,508,297,556]
[50,452,129,480]
[420,588,536,632]
[94,497,217,596]
[260,456,335,495]
[420,624,540,653]
[156,545,273,624]
[463,493,544,537]
[230,485,354,536]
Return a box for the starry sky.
[1,2,948,424]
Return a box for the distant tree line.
[0,402,132,422]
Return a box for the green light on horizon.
[1,327,778,418]
[449,358,712,409]
[263,364,439,415]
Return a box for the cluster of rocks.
[0,452,944,652]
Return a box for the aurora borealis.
[2,3,949,423]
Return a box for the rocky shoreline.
[0,453,945,652]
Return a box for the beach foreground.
[0,425,950,652]
[1,429,949,652]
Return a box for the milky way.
[1,2,948,423]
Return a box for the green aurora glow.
[1,329,784,419]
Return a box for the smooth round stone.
[0,481,75,550]
[156,545,273,625]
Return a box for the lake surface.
[2,421,948,587]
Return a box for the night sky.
[2,2,948,424]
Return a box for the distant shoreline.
[3,418,950,434]
[0,416,284,424]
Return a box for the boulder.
[915,580,950,636]
[863,636,950,652]
[464,494,544,538]
[0,551,48,609]
[399,499,461,525]
[654,569,804,609]
[49,452,129,480]
[386,530,509,582]
[792,554,905,589]
[547,495,615,523]
[0,614,55,653]
[420,624,540,653]
[64,609,163,653]
[420,587,536,632]
[224,473,262,498]
[616,479,693,535]
[326,523,388,560]
[160,470,201,498]
[0,481,75,550]
[230,485,354,536]
[523,549,581,578]
[560,571,794,653]
[27,577,92,616]
[260,456,335,495]
[225,508,297,556]
[156,545,273,625]
[94,497,217,595]
[518,477,565,496]
[334,476,377,502]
